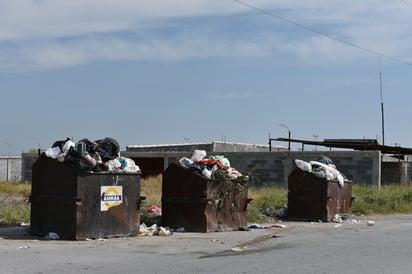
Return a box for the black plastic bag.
[51,137,72,151]
[77,138,98,154]
[63,147,96,174]
[95,137,120,162]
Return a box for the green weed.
[247,187,288,223]
[0,182,31,225]
[0,205,30,225]
[352,185,412,215]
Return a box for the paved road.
[1,215,412,274]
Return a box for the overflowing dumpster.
[162,162,250,232]
[30,153,142,240]
[287,166,354,222]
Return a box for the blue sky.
[1,0,412,155]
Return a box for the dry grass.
[0,181,31,225]
[139,175,163,225]
[140,175,162,207]
[0,181,31,197]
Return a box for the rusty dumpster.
[162,162,249,232]
[287,167,354,222]
[29,153,142,240]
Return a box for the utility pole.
[279,124,291,151]
[379,55,385,146]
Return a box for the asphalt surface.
[1,215,412,274]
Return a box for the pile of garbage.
[178,149,245,180]
[139,223,173,236]
[294,156,346,186]
[44,137,140,173]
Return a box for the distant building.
[126,141,276,153]
[16,139,412,187]
[124,141,283,178]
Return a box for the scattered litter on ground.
[331,214,343,223]
[248,223,264,229]
[147,205,162,216]
[261,206,288,218]
[45,232,60,240]
[231,246,245,252]
[367,220,375,226]
[308,215,374,228]
[139,223,172,236]
[272,224,286,228]
[248,223,287,230]
[175,227,185,232]
[330,214,363,224]
[211,239,224,244]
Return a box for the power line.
[400,0,412,7]
[234,0,412,66]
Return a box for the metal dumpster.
[29,153,141,240]
[162,162,249,232]
[287,167,354,222]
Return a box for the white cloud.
[0,0,242,40]
[1,0,412,71]
[0,33,271,71]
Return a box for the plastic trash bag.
[310,161,344,187]
[45,146,62,159]
[210,155,231,168]
[190,150,207,161]
[294,159,312,172]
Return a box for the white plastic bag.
[294,159,312,172]
[45,147,62,159]
[179,157,193,168]
[191,150,207,162]
[202,167,212,179]
[310,160,344,186]
[62,139,75,153]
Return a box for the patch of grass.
[246,206,269,223]
[249,187,288,209]
[0,181,31,196]
[139,175,162,225]
[0,181,31,225]
[352,185,412,215]
[140,175,162,207]
[0,204,30,225]
[247,187,288,223]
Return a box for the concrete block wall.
[21,153,40,182]
[0,156,22,182]
[161,150,381,187]
[381,161,412,185]
[217,151,381,187]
